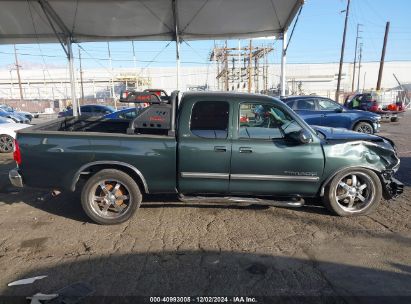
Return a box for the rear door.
[291,98,322,125]
[178,99,232,194]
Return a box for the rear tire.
[323,168,382,216]
[353,122,374,134]
[81,169,142,225]
[0,135,14,153]
[390,117,399,122]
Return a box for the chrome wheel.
[89,179,132,219]
[355,123,373,134]
[0,135,14,153]
[335,172,375,213]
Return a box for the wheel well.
[319,166,382,197]
[73,164,148,194]
[353,120,374,131]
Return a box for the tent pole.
[281,31,287,96]
[176,40,180,91]
[67,38,78,117]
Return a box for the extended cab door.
[230,100,324,196]
[178,98,232,194]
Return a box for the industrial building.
[0,60,409,105]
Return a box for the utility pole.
[13,45,24,104]
[351,23,362,92]
[224,40,229,91]
[335,0,350,102]
[132,41,138,88]
[376,21,390,91]
[78,48,85,101]
[248,39,252,93]
[357,43,363,91]
[107,42,116,108]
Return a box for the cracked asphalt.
[0,113,410,302]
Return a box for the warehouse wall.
[0,61,409,100]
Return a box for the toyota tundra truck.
[9,91,403,224]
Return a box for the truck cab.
[177,93,324,196]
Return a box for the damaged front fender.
[319,138,401,198]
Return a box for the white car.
[0,118,31,153]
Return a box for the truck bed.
[16,117,177,193]
[25,117,170,136]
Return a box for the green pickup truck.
[9,91,403,224]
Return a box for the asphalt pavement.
[0,113,410,303]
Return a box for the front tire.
[353,122,374,134]
[81,169,142,225]
[323,168,382,216]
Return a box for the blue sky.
[0,0,410,70]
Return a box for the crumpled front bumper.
[381,171,404,199]
[9,169,23,188]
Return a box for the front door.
[230,101,324,196]
[178,99,232,194]
[317,98,351,129]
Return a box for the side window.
[285,100,295,109]
[296,99,316,110]
[190,101,229,139]
[119,110,137,119]
[318,99,340,110]
[81,106,92,113]
[239,103,303,140]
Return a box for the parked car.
[0,105,33,122]
[103,107,143,120]
[10,91,402,224]
[282,96,381,134]
[58,105,115,118]
[0,119,31,153]
[0,108,29,124]
[345,93,403,122]
[0,117,16,124]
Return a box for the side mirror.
[335,107,343,113]
[298,129,313,144]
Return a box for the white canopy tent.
[0,0,304,115]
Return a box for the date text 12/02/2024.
[149,297,257,303]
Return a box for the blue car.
[282,96,381,134]
[58,104,115,118]
[103,107,143,120]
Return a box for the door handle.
[49,148,64,153]
[321,114,327,117]
[239,147,253,153]
[214,146,227,152]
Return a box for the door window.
[239,103,303,140]
[318,99,340,110]
[295,99,316,110]
[190,101,229,139]
[119,109,138,119]
[81,106,92,113]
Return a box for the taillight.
[122,91,129,99]
[13,140,21,165]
